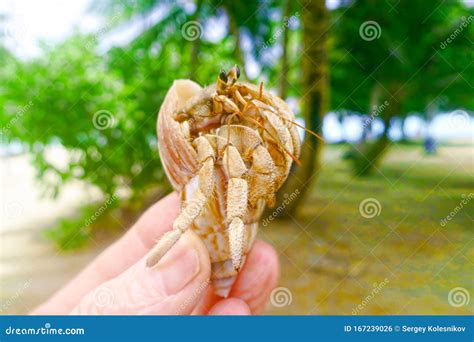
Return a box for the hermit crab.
[148,66,303,297]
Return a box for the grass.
[261,143,473,315]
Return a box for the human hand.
[32,193,279,315]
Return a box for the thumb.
[71,231,211,315]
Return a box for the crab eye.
[235,65,240,78]
[219,69,228,83]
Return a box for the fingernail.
[151,247,201,295]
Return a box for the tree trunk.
[279,0,292,99]
[400,116,408,142]
[352,117,391,176]
[360,116,371,142]
[275,0,329,214]
[352,95,400,176]
[360,84,383,142]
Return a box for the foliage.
[331,0,473,115]
[1,35,164,199]
[43,197,123,250]
[44,210,94,251]
[329,0,473,175]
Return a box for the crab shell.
[157,79,300,297]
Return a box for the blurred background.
[0,0,472,315]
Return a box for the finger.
[192,239,279,315]
[190,286,219,314]
[33,193,180,314]
[207,298,251,315]
[230,239,279,314]
[71,231,211,315]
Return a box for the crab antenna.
[279,116,325,142]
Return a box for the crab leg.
[248,145,276,207]
[146,136,215,268]
[221,145,248,271]
[216,124,278,270]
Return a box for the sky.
[1,0,101,57]
[1,0,473,142]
